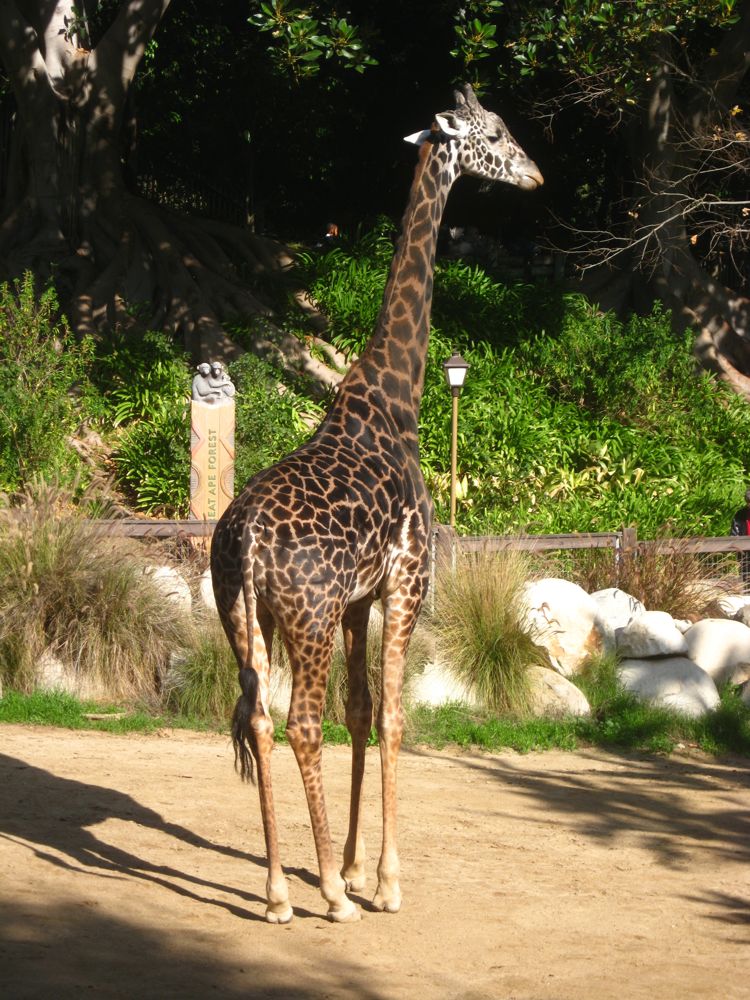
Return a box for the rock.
[741,681,750,707]
[683,618,750,686]
[590,588,645,631]
[144,565,192,613]
[732,604,750,628]
[409,658,479,707]
[36,649,66,691]
[526,665,590,718]
[617,657,720,717]
[198,568,217,612]
[718,594,750,618]
[616,610,688,658]
[35,649,107,700]
[521,578,609,677]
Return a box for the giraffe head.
[406,83,543,191]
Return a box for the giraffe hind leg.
[215,574,292,922]
[242,601,292,922]
[284,625,360,922]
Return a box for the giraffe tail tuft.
[232,666,258,784]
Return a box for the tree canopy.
[1,1,749,390]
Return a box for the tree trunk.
[580,14,750,399]
[0,0,341,383]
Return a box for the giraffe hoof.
[343,874,366,894]
[327,897,360,923]
[373,889,401,914]
[266,903,294,924]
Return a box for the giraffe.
[210,83,543,924]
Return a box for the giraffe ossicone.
[210,82,542,924]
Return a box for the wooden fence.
[89,517,750,559]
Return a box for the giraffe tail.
[231,526,260,785]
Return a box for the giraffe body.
[210,84,542,923]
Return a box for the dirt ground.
[1,725,749,1000]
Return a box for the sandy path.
[1,724,748,999]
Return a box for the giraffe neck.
[329,136,459,451]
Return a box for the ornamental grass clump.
[164,614,239,721]
[432,549,550,715]
[0,484,193,703]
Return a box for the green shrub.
[229,352,317,488]
[295,229,750,536]
[299,219,396,358]
[0,485,193,702]
[0,273,94,491]
[430,549,550,714]
[98,330,192,515]
[113,405,191,515]
[93,329,192,425]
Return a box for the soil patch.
[1,725,749,999]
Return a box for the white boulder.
[36,649,67,691]
[616,610,688,658]
[198,568,217,612]
[718,594,750,618]
[526,665,590,718]
[617,656,720,717]
[590,587,645,631]
[35,649,107,700]
[144,565,192,612]
[521,578,609,677]
[683,618,750,686]
[409,658,479,707]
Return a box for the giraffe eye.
[487,135,500,144]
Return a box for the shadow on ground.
[405,747,750,871]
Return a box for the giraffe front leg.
[373,582,425,914]
[341,601,373,894]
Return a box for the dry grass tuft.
[430,549,550,714]
[572,537,741,621]
[0,483,193,703]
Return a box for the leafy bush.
[430,549,550,714]
[98,331,192,515]
[229,352,317,488]
[94,329,192,426]
[294,230,750,536]
[0,485,193,702]
[0,273,95,491]
[297,219,396,358]
[113,406,191,515]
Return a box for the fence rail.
[82,518,750,554]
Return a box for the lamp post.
[442,351,470,529]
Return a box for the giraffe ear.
[436,113,469,137]
[403,129,432,145]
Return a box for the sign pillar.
[190,361,235,522]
